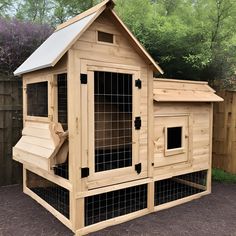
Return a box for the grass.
[212,168,236,184]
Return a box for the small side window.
[97,31,114,44]
[167,127,182,150]
[27,81,48,117]
[165,126,185,156]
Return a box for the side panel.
[153,102,211,180]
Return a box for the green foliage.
[212,168,236,183]
[115,0,236,86]
[15,0,54,24]
[1,0,236,87]
[52,0,102,24]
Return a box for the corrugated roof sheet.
[14,12,96,76]
[153,79,223,102]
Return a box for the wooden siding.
[153,102,211,180]
[153,79,223,102]
[73,10,150,189]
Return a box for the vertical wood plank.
[68,49,82,231]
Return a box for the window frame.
[96,30,117,46]
[164,125,185,156]
[24,75,54,123]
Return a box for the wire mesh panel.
[26,171,70,218]
[57,73,68,130]
[155,170,207,206]
[94,71,133,172]
[54,160,69,179]
[85,184,147,226]
[27,81,48,117]
[53,73,69,179]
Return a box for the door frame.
[80,60,143,189]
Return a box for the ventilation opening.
[85,184,147,226]
[98,31,114,44]
[58,73,68,130]
[154,170,207,206]
[94,71,133,172]
[167,126,182,149]
[26,171,70,218]
[27,81,48,117]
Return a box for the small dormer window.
[98,31,114,44]
[27,81,48,117]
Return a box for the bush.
[0,18,53,75]
[212,168,236,184]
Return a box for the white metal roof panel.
[14,12,97,76]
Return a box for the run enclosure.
[12,1,223,235]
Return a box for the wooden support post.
[207,103,214,193]
[147,66,154,178]
[147,181,154,212]
[68,49,82,231]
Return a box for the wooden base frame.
[22,164,211,236]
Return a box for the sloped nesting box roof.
[153,79,223,102]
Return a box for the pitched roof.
[14,0,163,76]
[153,78,223,102]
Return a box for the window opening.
[27,81,48,117]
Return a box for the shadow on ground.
[0,183,235,236]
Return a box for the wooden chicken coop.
[13,0,223,235]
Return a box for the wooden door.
[82,61,143,189]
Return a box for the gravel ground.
[0,183,235,236]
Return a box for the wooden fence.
[0,73,22,186]
[213,90,236,174]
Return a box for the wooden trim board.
[24,165,72,191]
[76,208,149,236]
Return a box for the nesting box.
[13,1,223,235]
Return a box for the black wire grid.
[155,170,207,206]
[85,184,147,226]
[27,171,70,219]
[94,71,133,172]
[54,73,69,179]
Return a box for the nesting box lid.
[153,78,223,102]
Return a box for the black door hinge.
[81,167,89,178]
[134,117,141,130]
[135,163,142,174]
[80,74,87,84]
[135,79,142,89]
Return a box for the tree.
[52,0,102,25]
[115,0,236,87]
[15,0,54,24]
[0,0,14,17]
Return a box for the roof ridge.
[55,0,113,32]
